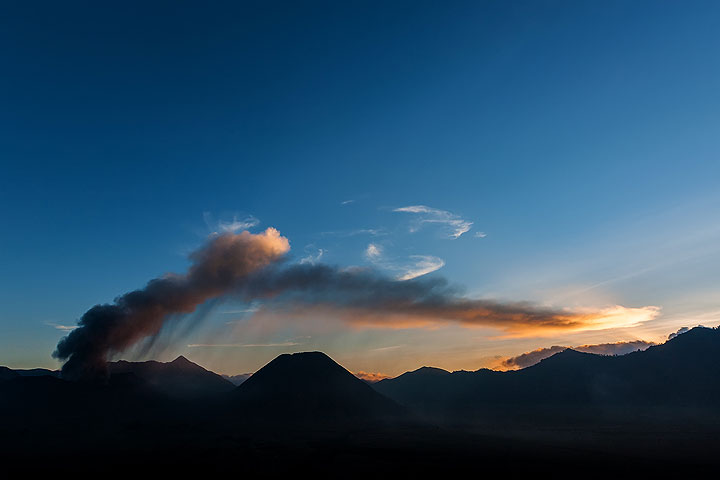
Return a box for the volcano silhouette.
[108,355,234,398]
[232,351,402,422]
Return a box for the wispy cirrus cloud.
[218,216,260,233]
[393,205,473,238]
[300,248,325,265]
[187,341,301,348]
[220,307,260,314]
[364,243,444,280]
[320,228,386,237]
[45,322,77,331]
[203,212,260,234]
[370,345,405,352]
[397,256,446,281]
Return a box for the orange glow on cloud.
[253,303,660,337]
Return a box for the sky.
[2,1,720,377]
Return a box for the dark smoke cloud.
[53,229,289,380]
[234,264,656,332]
[54,228,657,380]
[500,340,657,370]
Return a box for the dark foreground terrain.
[3,328,720,476]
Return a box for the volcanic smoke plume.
[53,228,289,380]
[236,264,659,334]
[55,226,658,381]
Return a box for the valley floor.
[3,418,719,477]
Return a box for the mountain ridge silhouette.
[3,329,720,474]
[373,326,720,419]
[108,355,235,398]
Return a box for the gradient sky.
[2,1,720,376]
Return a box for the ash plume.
[235,264,658,333]
[54,227,657,381]
[53,228,289,380]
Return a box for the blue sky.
[2,1,720,375]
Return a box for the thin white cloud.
[341,199,355,205]
[218,215,260,233]
[364,244,444,281]
[397,255,446,281]
[187,342,301,348]
[474,231,487,238]
[300,248,325,265]
[365,243,383,260]
[320,228,386,237]
[45,322,77,331]
[220,307,259,314]
[394,205,440,214]
[393,205,473,238]
[370,344,405,352]
[203,212,260,234]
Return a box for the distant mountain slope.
[0,366,19,382]
[109,355,235,398]
[0,367,62,382]
[371,366,456,411]
[374,327,720,420]
[14,368,60,378]
[232,351,403,422]
[222,373,252,385]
